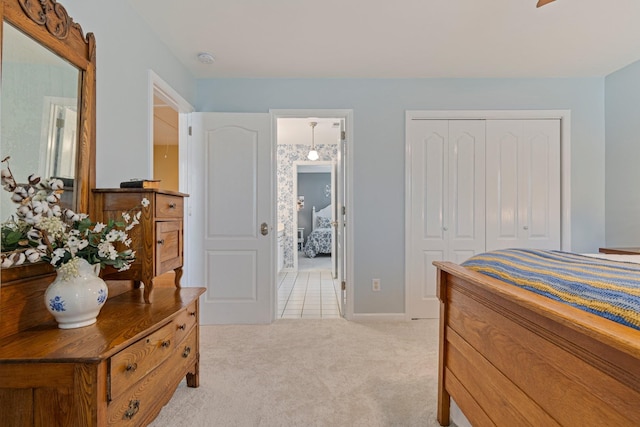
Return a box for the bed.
[435,248,640,426]
[303,205,332,258]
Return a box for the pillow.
[316,216,331,229]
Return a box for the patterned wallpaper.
[277,144,337,269]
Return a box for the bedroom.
[51,0,638,320]
[2,0,640,425]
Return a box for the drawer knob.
[178,323,186,331]
[125,363,138,372]
[168,203,177,209]
[189,311,197,317]
[157,239,165,245]
[161,340,171,348]
[182,346,191,358]
[123,400,140,420]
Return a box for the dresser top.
[92,188,189,197]
[0,287,204,363]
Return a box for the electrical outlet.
[372,278,381,291]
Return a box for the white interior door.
[192,112,273,324]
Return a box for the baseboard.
[351,313,407,322]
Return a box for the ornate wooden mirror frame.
[0,0,96,283]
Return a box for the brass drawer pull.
[182,346,191,358]
[161,340,171,348]
[125,363,138,372]
[178,323,186,331]
[168,203,177,209]
[123,400,140,420]
[157,239,165,245]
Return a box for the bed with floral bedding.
[303,205,332,258]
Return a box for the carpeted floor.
[149,319,441,427]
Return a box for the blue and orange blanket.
[461,249,640,331]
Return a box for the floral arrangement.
[0,156,149,277]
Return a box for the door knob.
[261,222,269,236]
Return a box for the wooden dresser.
[93,189,188,303]
[0,286,205,426]
[599,247,640,255]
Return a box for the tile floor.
[277,254,341,319]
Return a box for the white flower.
[141,197,150,208]
[122,212,131,222]
[98,242,118,260]
[1,255,13,268]
[49,178,64,190]
[51,248,67,265]
[93,222,106,233]
[25,248,41,263]
[10,252,26,265]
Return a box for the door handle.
[261,222,269,236]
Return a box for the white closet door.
[486,119,561,251]
[448,120,486,262]
[407,120,485,319]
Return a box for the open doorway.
[152,94,179,191]
[148,71,194,286]
[275,116,344,319]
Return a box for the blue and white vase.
[44,258,108,329]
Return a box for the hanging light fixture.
[307,121,319,161]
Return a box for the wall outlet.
[372,278,381,291]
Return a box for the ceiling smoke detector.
[197,52,215,64]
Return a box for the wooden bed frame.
[435,261,640,426]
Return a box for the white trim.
[147,70,195,285]
[404,109,572,320]
[351,313,407,322]
[271,109,355,321]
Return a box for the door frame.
[146,71,194,284]
[271,109,354,320]
[404,109,572,320]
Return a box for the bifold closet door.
[485,119,561,251]
[407,119,485,318]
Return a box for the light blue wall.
[196,78,606,314]
[42,2,610,315]
[605,60,640,246]
[62,0,196,188]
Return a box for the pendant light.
[307,121,319,161]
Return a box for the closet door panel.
[424,129,447,241]
[486,125,520,249]
[448,120,485,257]
[486,120,561,251]
[408,120,449,318]
[522,120,561,248]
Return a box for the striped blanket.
[461,249,640,331]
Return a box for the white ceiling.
[277,118,341,146]
[127,0,640,79]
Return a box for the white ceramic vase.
[44,258,108,329]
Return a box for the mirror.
[1,22,80,220]
[1,0,96,282]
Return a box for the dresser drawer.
[155,194,183,218]
[107,329,199,426]
[110,321,175,399]
[156,221,182,275]
[173,301,198,345]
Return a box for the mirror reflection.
[1,22,80,222]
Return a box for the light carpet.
[150,318,441,427]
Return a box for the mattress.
[461,249,640,331]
